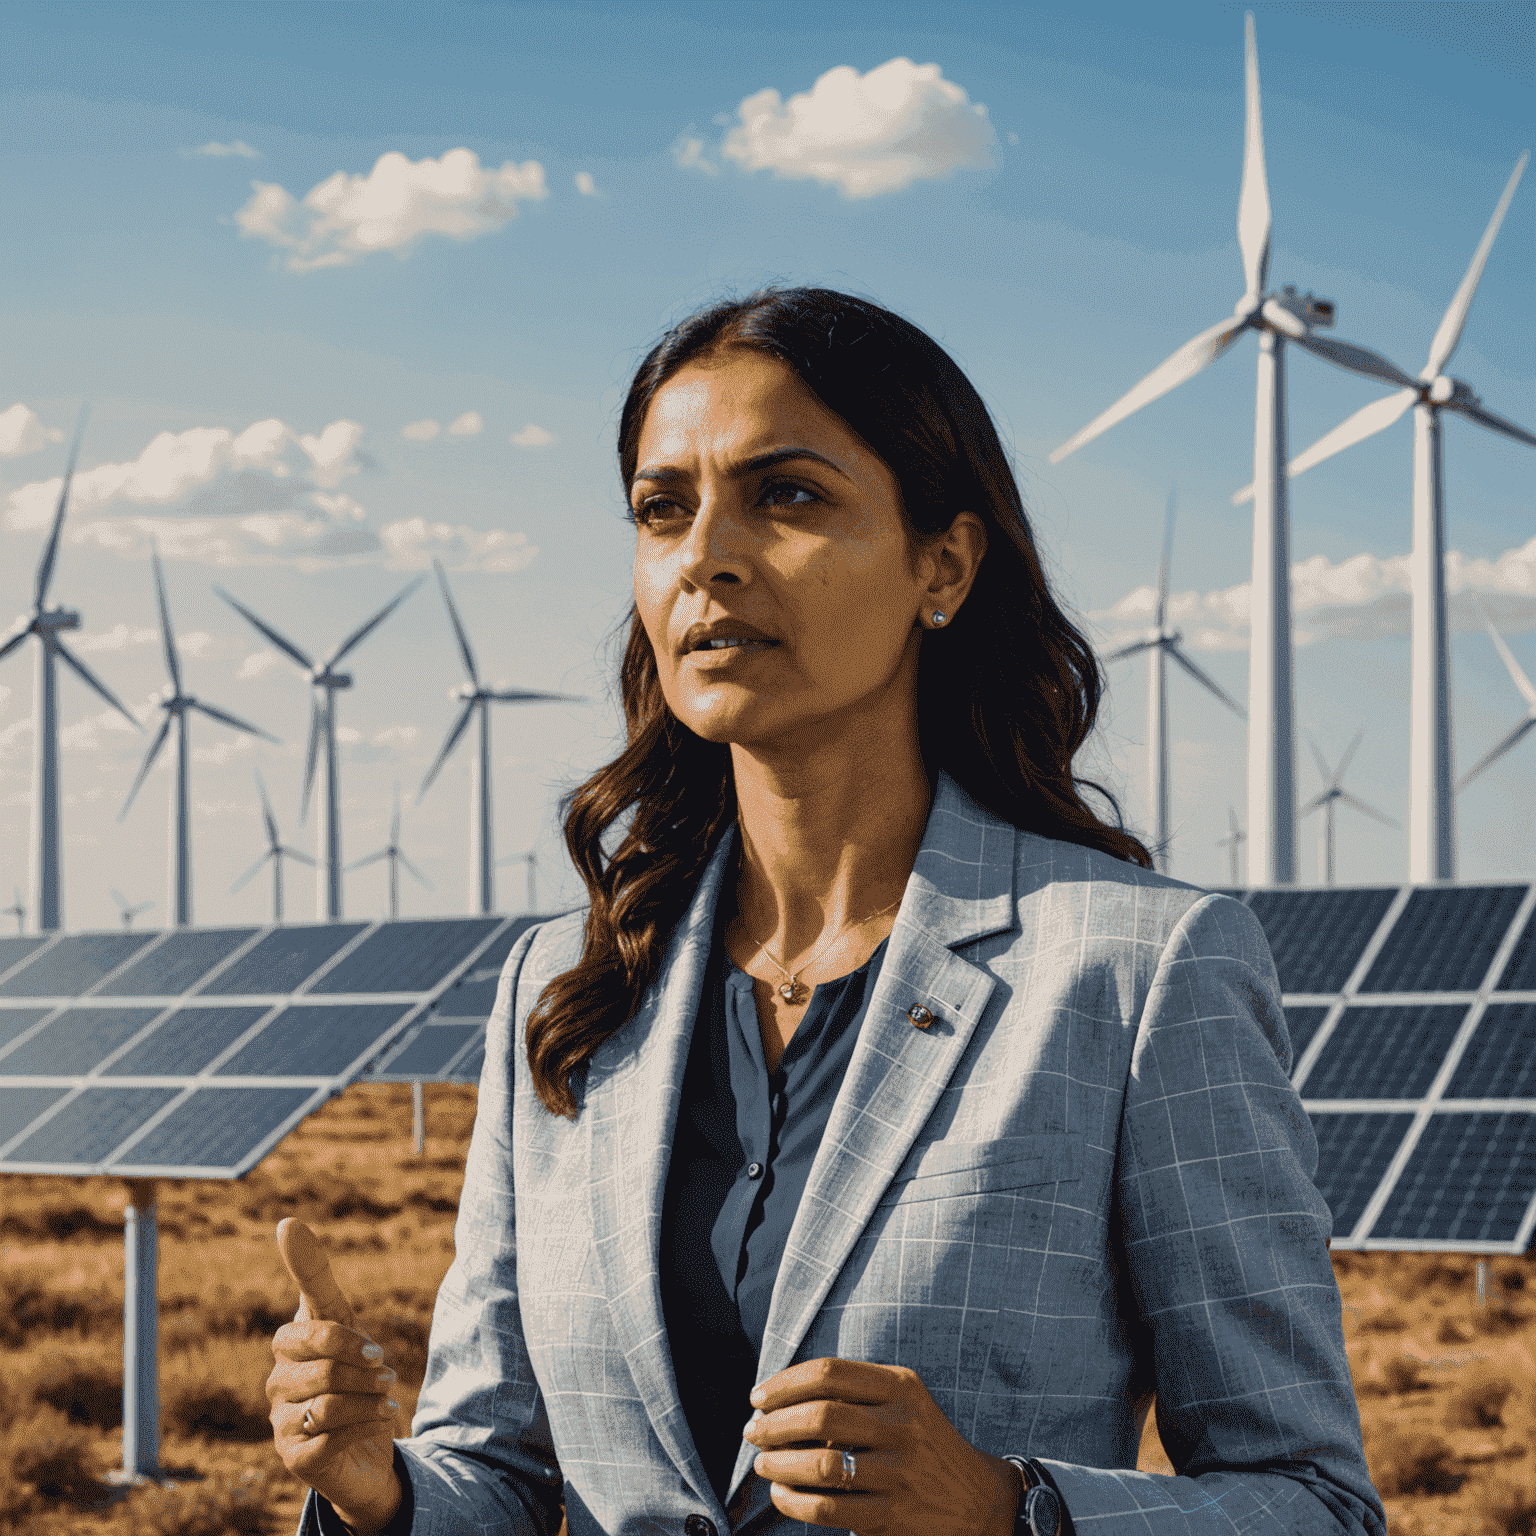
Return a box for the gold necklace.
[751,894,902,1004]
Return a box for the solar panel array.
[0,915,517,1179]
[1231,881,1536,1254]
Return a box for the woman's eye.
[632,496,686,526]
[760,481,818,509]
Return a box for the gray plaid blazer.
[302,771,1384,1535]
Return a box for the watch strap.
[1002,1456,1062,1536]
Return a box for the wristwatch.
[1002,1456,1063,1536]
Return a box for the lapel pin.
[906,1004,934,1029]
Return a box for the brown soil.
[2,1082,1532,1535]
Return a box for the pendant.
[778,980,798,1002]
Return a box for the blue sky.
[1,0,1531,929]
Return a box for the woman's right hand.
[267,1217,404,1535]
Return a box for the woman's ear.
[921,511,988,625]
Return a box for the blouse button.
[684,1518,717,1536]
[907,1004,934,1029]
[747,1162,763,1179]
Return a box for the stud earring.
[931,610,947,626]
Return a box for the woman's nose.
[678,498,750,590]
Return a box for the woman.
[267,288,1385,1536]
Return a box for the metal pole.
[172,710,191,925]
[1246,329,1296,885]
[412,1081,423,1156]
[1149,643,1169,874]
[1409,403,1455,882]
[32,634,61,931]
[274,852,284,924]
[471,702,494,915]
[122,1179,160,1479]
[389,850,399,920]
[318,689,343,919]
[1476,1257,1488,1310]
[527,853,536,916]
[1324,801,1336,886]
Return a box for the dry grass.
[5,1078,1536,1533]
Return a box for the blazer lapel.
[587,825,738,1512]
[737,775,1018,1486]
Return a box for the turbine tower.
[216,578,422,919]
[230,770,315,922]
[1103,488,1245,874]
[111,888,154,928]
[0,420,142,930]
[1050,14,1413,885]
[347,785,433,920]
[119,551,278,925]
[1234,154,1532,882]
[1458,603,1536,792]
[1217,808,1247,888]
[1301,731,1399,886]
[419,561,582,914]
[498,848,538,914]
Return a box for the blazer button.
[907,1004,934,1029]
[684,1517,717,1536]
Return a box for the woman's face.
[631,348,965,754]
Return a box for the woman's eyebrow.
[631,447,853,484]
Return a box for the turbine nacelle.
[312,670,353,690]
[35,607,82,633]
[1427,375,1476,408]
[450,681,481,703]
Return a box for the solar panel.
[0,936,51,982]
[0,1085,70,1148]
[3,1086,182,1166]
[375,1022,483,1079]
[0,1009,53,1052]
[1498,908,1536,992]
[114,1086,316,1175]
[1301,1005,1468,1101]
[1283,1006,1331,1066]
[1248,888,1398,994]
[452,1042,486,1084]
[107,928,259,997]
[1309,1111,1414,1240]
[1359,885,1527,994]
[0,1008,164,1077]
[214,1003,414,1079]
[0,932,157,997]
[101,1007,270,1077]
[197,923,367,996]
[308,917,503,995]
[1444,1003,1536,1100]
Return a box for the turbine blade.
[1230,388,1417,503]
[35,408,88,612]
[417,700,476,799]
[215,587,313,672]
[1307,735,1332,785]
[1048,315,1247,464]
[1168,645,1246,718]
[1336,789,1401,829]
[54,638,142,731]
[281,846,317,866]
[1228,805,1241,836]
[229,850,274,894]
[0,624,33,663]
[1103,638,1157,663]
[486,688,585,704]
[1478,603,1536,708]
[151,546,182,693]
[192,699,280,742]
[110,887,129,909]
[326,576,424,668]
[1299,794,1327,816]
[300,696,321,824]
[1238,13,1272,301]
[1451,398,1536,451]
[1425,151,1528,378]
[1157,486,1176,629]
[255,768,280,851]
[345,849,389,872]
[399,852,435,892]
[434,559,479,684]
[119,713,173,819]
[1336,727,1366,786]
[1289,332,1419,390]
[391,782,401,844]
[1457,718,1536,790]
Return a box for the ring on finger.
[302,1407,316,1435]
[839,1449,856,1489]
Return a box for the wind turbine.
[1301,731,1399,886]
[1234,154,1532,882]
[497,848,538,914]
[119,551,278,925]
[230,769,314,922]
[216,578,422,919]
[4,889,24,934]
[1216,808,1247,888]
[347,785,433,919]
[110,888,154,928]
[0,417,143,930]
[1458,604,1536,792]
[419,560,583,914]
[1103,489,1245,875]
[1049,14,1412,886]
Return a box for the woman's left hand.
[744,1357,1021,1536]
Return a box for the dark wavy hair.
[526,287,1150,1117]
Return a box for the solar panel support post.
[1476,1258,1488,1310]
[413,1080,424,1156]
[123,1178,161,1479]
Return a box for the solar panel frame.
[0,931,161,998]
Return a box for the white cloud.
[401,418,441,441]
[510,423,554,448]
[236,148,548,272]
[193,733,257,766]
[672,133,719,176]
[0,403,64,458]
[238,649,280,680]
[714,58,995,199]
[335,726,363,745]
[1092,535,1536,652]
[574,171,597,196]
[190,140,259,159]
[380,519,538,574]
[72,623,158,654]
[60,706,142,754]
[0,684,10,710]
[447,411,483,437]
[179,630,214,658]
[373,724,419,747]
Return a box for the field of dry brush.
[2,1081,1534,1536]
